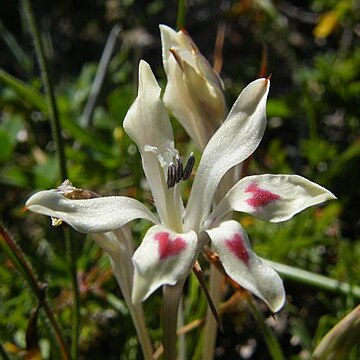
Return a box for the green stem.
[0,221,70,359]
[178,298,186,360]
[22,0,67,179]
[0,19,32,72]
[22,1,79,358]
[266,260,360,298]
[163,282,184,360]
[65,229,80,359]
[176,0,186,30]
[202,264,222,360]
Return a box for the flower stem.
[22,1,79,358]
[0,221,70,359]
[128,304,153,360]
[176,0,186,30]
[163,281,184,360]
[177,298,186,360]
[202,264,222,360]
[65,229,80,359]
[22,0,67,179]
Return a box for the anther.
[175,157,184,183]
[182,153,195,181]
[167,163,177,188]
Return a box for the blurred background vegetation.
[0,0,359,359]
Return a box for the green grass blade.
[266,260,360,298]
[248,300,285,360]
[0,68,112,155]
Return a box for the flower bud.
[160,25,227,151]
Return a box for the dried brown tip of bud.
[169,47,183,70]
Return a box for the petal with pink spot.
[207,174,336,224]
[132,225,198,303]
[206,220,285,313]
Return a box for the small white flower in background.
[160,24,227,151]
[26,60,335,313]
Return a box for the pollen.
[51,217,63,227]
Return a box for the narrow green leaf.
[248,300,285,360]
[0,69,112,155]
[0,68,47,109]
[266,260,360,298]
[0,19,32,72]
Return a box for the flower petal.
[124,60,174,154]
[160,24,193,73]
[207,174,336,225]
[206,220,285,313]
[92,228,153,356]
[160,25,224,92]
[91,227,134,302]
[160,24,226,151]
[123,60,177,225]
[26,190,158,233]
[163,49,210,151]
[132,225,198,303]
[185,78,270,231]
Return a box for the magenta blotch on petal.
[245,182,280,209]
[225,234,250,265]
[155,232,187,259]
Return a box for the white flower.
[26,179,153,356]
[26,61,335,313]
[160,25,227,151]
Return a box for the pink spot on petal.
[155,232,187,260]
[225,234,249,265]
[245,182,280,210]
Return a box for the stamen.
[167,163,177,188]
[175,156,183,183]
[167,153,195,188]
[51,217,63,227]
[182,153,195,180]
